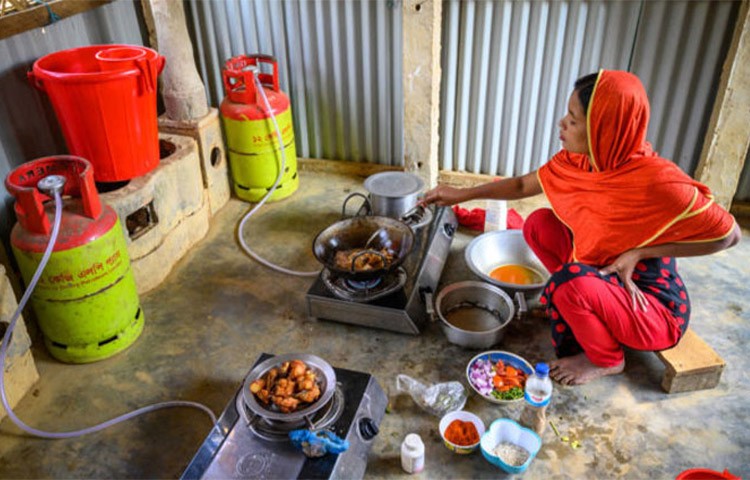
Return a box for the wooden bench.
[655,328,725,393]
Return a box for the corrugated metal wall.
[440,0,739,177]
[631,1,739,175]
[184,0,403,165]
[0,0,747,247]
[0,0,146,243]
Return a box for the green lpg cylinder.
[220,54,299,202]
[6,157,144,363]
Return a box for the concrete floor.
[0,169,748,479]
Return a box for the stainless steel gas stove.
[306,206,457,334]
[182,354,387,480]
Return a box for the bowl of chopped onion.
[480,418,541,474]
[466,351,533,403]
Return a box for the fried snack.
[334,248,394,271]
[249,360,322,413]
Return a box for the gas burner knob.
[443,223,456,237]
[358,417,379,440]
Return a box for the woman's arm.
[606,222,741,268]
[600,223,741,311]
[421,171,543,206]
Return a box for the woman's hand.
[420,185,466,206]
[599,249,649,312]
[421,173,543,207]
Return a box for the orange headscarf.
[537,70,736,266]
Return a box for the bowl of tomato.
[466,351,533,404]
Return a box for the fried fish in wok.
[334,248,394,271]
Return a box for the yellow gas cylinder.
[220,54,298,202]
[5,156,143,363]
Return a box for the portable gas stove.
[306,206,457,334]
[182,354,387,480]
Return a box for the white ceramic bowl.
[438,410,486,454]
[480,418,541,474]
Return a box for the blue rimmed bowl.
[480,418,542,474]
[466,351,533,404]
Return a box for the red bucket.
[676,469,740,480]
[29,44,165,182]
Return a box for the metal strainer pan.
[241,353,336,423]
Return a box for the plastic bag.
[396,374,467,417]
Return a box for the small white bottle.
[400,433,425,474]
[484,199,508,232]
[519,363,553,435]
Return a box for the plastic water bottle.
[484,199,507,231]
[519,363,552,435]
[400,433,425,474]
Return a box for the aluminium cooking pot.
[343,171,425,220]
[312,215,415,281]
[429,281,527,349]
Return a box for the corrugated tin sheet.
[439,0,739,178]
[0,0,747,245]
[631,0,739,175]
[0,0,146,241]
[184,0,403,165]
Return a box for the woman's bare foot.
[549,353,624,385]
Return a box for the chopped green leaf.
[490,386,524,401]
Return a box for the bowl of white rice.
[480,418,541,474]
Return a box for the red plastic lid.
[676,469,740,480]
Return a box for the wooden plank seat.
[655,328,726,393]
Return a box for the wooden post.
[143,0,209,121]
[402,0,442,189]
[694,0,750,210]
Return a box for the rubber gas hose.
[236,73,320,277]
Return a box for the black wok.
[312,215,415,281]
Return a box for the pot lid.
[364,172,424,197]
